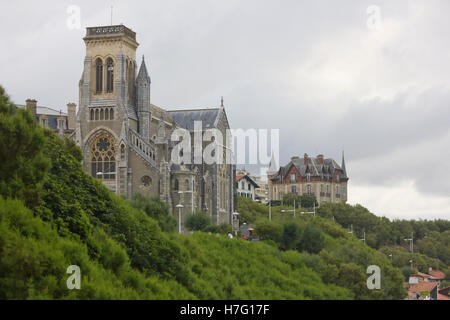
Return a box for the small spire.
[221,96,224,107]
[137,56,150,82]
[341,150,348,179]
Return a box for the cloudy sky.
[1,0,449,220]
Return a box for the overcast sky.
[1,0,449,220]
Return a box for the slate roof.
[167,108,221,131]
[137,56,150,82]
[236,174,260,188]
[16,104,69,131]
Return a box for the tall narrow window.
[90,133,116,180]
[90,109,94,120]
[110,108,114,120]
[174,179,179,191]
[106,58,114,93]
[95,58,103,93]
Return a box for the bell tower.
[78,25,140,194]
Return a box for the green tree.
[129,193,177,232]
[185,211,211,231]
[282,222,303,250]
[0,86,50,207]
[254,219,283,243]
[299,224,325,254]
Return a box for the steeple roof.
[137,56,150,82]
[341,151,348,179]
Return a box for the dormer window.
[290,173,296,182]
[307,173,311,182]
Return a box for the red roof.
[417,272,431,278]
[429,270,445,280]
[408,281,438,294]
[235,174,245,182]
[438,293,450,300]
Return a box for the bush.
[185,211,211,231]
[254,219,283,243]
[282,222,303,250]
[129,193,177,232]
[299,224,325,254]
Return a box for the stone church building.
[50,24,236,232]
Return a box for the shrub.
[254,219,283,243]
[185,211,211,231]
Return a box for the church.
[53,24,235,232]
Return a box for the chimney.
[67,103,77,130]
[317,154,324,164]
[26,99,37,119]
[291,156,300,161]
[304,153,308,165]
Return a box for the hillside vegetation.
[0,86,351,299]
[1,85,438,299]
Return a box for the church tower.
[136,56,151,141]
[77,25,156,195]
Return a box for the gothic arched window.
[110,108,114,120]
[90,109,94,121]
[95,58,103,94]
[174,179,179,191]
[106,58,114,93]
[90,133,116,180]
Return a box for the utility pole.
[269,199,272,221]
[360,231,366,244]
[404,232,414,253]
[293,199,296,217]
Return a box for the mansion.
[268,153,348,205]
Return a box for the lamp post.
[359,231,366,244]
[268,198,272,221]
[178,190,194,214]
[175,204,184,234]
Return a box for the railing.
[128,128,157,169]
[86,25,137,41]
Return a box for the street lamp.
[359,231,366,244]
[175,204,184,234]
[178,190,194,213]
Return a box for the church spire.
[341,150,348,179]
[267,151,278,175]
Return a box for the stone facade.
[72,25,236,232]
[268,153,348,205]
